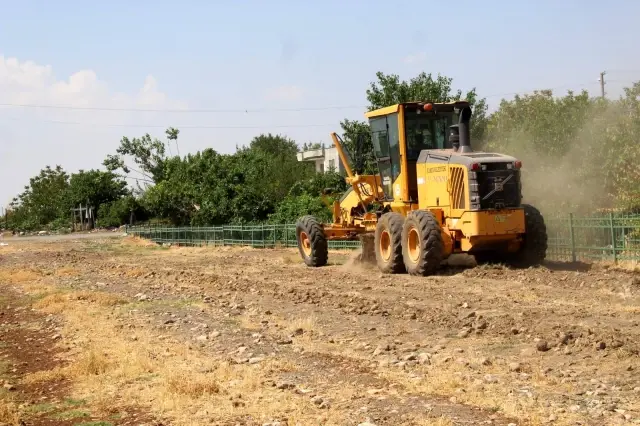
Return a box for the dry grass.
[17,288,346,425]
[0,400,21,426]
[33,290,127,314]
[0,267,42,284]
[53,266,80,277]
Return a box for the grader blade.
[356,233,376,264]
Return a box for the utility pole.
[599,71,606,98]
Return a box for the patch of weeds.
[108,413,123,420]
[136,373,160,382]
[23,402,57,414]
[51,409,90,420]
[63,397,87,407]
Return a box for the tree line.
[3,71,640,232]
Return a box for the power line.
[0,103,367,113]
[0,116,336,129]
[0,79,610,113]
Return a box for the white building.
[296,146,345,174]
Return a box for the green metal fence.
[126,213,640,263]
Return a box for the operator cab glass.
[370,113,400,199]
[404,109,459,159]
[368,103,462,202]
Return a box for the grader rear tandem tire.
[401,210,445,276]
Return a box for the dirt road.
[0,236,638,425]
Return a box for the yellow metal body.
[324,101,526,257]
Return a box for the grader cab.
[295,101,548,276]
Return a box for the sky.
[1,0,640,207]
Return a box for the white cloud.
[403,52,426,65]
[0,54,187,206]
[0,55,186,112]
[263,85,304,101]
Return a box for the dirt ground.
[0,236,639,426]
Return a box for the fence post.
[610,212,617,263]
[284,225,288,248]
[568,213,576,262]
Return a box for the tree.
[103,130,173,184]
[68,169,128,211]
[483,83,640,213]
[9,165,70,230]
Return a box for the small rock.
[417,353,431,365]
[277,338,293,345]
[483,374,498,384]
[209,331,221,338]
[596,341,606,350]
[509,362,522,372]
[610,340,623,349]
[461,302,470,309]
[248,357,264,364]
[536,340,550,352]
[474,319,488,330]
[357,420,376,426]
[480,357,492,366]
[3,383,15,391]
[403,353,417,361]
[311,395,329,409]
[196,335,208,341]
[457,328,472,338]
[276,382,295,390]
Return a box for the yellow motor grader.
[295,101,548,275]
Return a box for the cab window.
[404,110,457,159]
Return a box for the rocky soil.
[0,236,639,425]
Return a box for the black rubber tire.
[374,212,405,274]
[402,210,445,276]
[295,215,328,267]
[512,204,548,267]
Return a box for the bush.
[269,194,332,224]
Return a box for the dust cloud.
[481,102,628,217]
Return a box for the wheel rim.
[407,227,420,263]
[299,231,311,256]
[379,230,391,261]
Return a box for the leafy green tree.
[97,195,148,227]
[68,169,128,211]
[9,165,70,230]
[269,194,332,224]
[103,131,171,183]
[483,83,640,213]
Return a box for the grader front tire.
[374,212,405,274]
[296,215,328,267]
[401,210,445,276]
